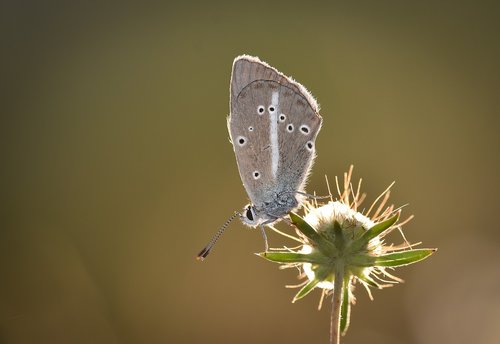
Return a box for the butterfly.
[197,55,322,260]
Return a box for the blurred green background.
[1,1,499,343]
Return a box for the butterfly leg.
[259,223,269,252]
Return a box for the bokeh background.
[1,1,499,343]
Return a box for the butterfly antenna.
[196,212,240,261]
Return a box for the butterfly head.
[240,204,273,227]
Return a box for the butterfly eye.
[245,207,254,221]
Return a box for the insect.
[197,55,322,260]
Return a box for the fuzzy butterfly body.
[228,55,323,226]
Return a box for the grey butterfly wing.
[275,84,322,196]
[228,55,322,208]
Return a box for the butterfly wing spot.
[237,136,247,146]
[268,105,276,113]
[279,114,286,122]
[300,125,310,135]
[286,123,294,133]
[248,126,254,131]
[253,171,261,180]
[257,105,265,115]
[306,141,314,151]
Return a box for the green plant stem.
[330,263,345,344]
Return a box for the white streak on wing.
[270,91,279,178]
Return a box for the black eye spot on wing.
[300,125,310,135]
[306,141,314,151]
[237,136,247,146]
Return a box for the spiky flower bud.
[259,166,436,343]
